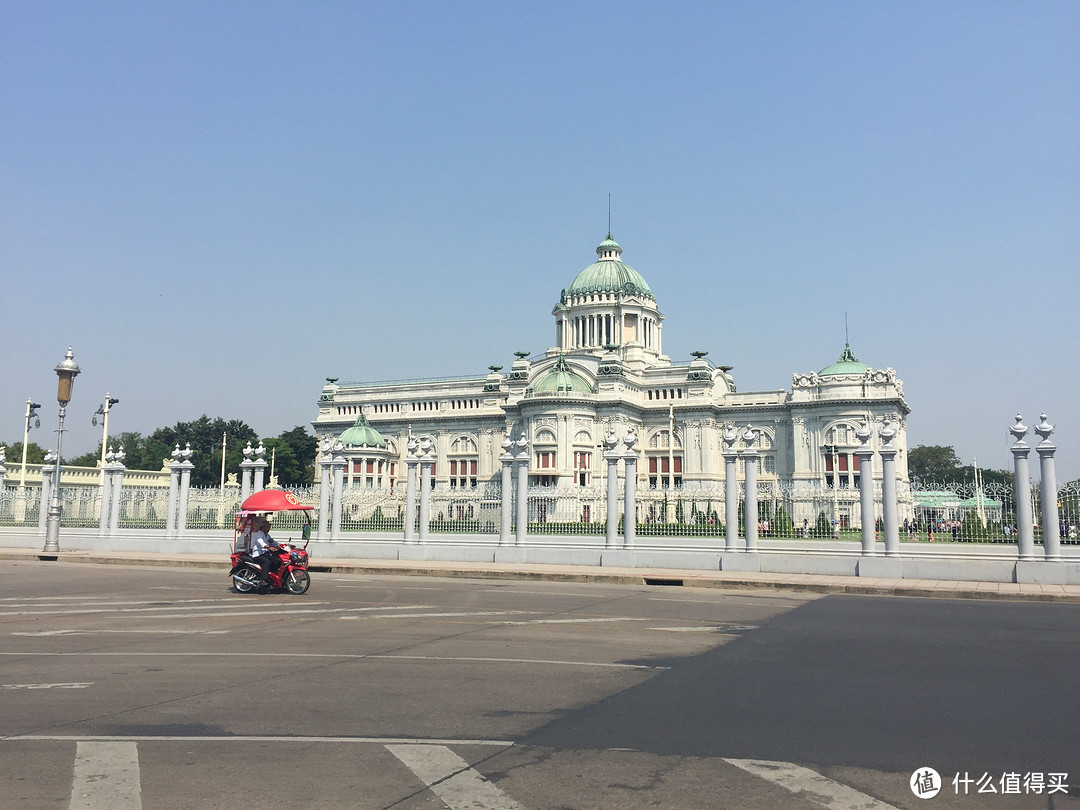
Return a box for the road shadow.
[520,595,1080,775]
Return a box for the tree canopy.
[24,417,317,487]
[908,444,1011,486]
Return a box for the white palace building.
[311,234,913,530]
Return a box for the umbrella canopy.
[240,489,314,512]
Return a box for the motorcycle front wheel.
[233,568,260,593]
[284,569,311,595]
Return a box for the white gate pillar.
[604,432,620,548]
[514,436,529,543]
[722,425,740,552]
[741,426,759,552]
[1035,414,1061,561]
[623,430,638,548]
[878,420,900,557]
[855,421,877,556]
[418,438,434,541]
[404,438,419,542]
[498,438,513,545]
[1010,416,1036,561]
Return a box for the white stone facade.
[311,235,912,529]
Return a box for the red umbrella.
[240,489,314,512]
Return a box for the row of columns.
[603,431,638,547]
[97,447,126,536]
[164,444,194,539]
[239,441,268,503]
[1011,414,1062,561]
[317,439,347,540]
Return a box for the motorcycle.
[229,489,313,596]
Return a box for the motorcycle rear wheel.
[233,568,260,593]
[284,569,311,595]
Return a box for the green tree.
[149,416,258,487]
[774,505,794,537]
[814,510,831,538]
[908,445,961,482]
[2,441,48,465]
[269,426,317,484]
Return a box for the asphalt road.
[1,561,1077,810]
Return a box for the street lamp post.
[19,399,42,489]
[93,394,119,486]
[43,348,81,554]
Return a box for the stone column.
[855,421,876,556]
[604,432,620,548]
[404,438,419,542]
[418,438,434,541]
[498,438,513,545]
[317,440,333,539]
[722,425,740,552]
[108,448,126,537]
[240,442,255,502]
[1035,414,1061,561]
[878,420,900,557]
[99,448,114,536]
[39,453,56,534]
[742,426,759,552]
[1010,415,1036,560]
[515,436,529,543]
[252,442,267,492]
[176,445,194,539]
[623,429,638,548]
[330,450,346,540]
[165,447,181,538]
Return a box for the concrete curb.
[3,548,1079,603]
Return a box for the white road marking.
[13,734,513,745]
[369,654,667,670]
[13,630,229,636]
[0,601,329,616]
[339,610,523,620]
[724,758,900,810]
[502,617,649,625]
[647,624,758,632]
[0,651,665,669]
[475,590,609,598]
[387,743,527,810]
[3,682,92,689]
[70,740,141,810]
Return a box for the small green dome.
[526,356,594,395]
[567,235,655,301]
[819,344,870,376]
[340,413,386,448]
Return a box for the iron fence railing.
[1,478,1076,545]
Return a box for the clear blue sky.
[2,1,1077,482]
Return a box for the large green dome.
[339,413,387,448]
[819,344,870,376]
[567,235,655,301]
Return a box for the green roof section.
[339,413,387,448]
[819,343,870,376]
[526,356,594,396]
[566,235,655,301]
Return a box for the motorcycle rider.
[249,518,280,583]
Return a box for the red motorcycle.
[229,489,313,595]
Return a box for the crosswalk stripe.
[70,741,142,810]
[724,758,900,809]
[387,743,527,810]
